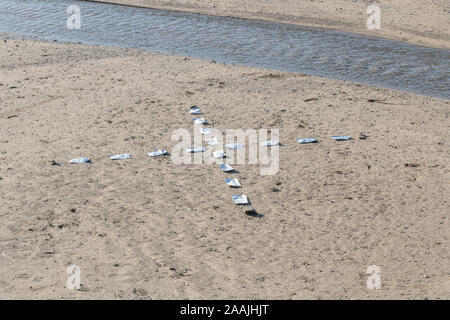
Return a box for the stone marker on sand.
[213,150,226,159]
[220,163,234,172]
[206,137,219,146]
[297,138,318,144]
[200,127,212,135]
[147,149,167,157]
[260,140,279,146]
[232,194,249,205]
[189,105,202,115]
[186,147,206,153]
[110,154,132,160]
[226,178,241,188]
[331,135,352,141]
[224,143,244,150]
[69,157,91,164]
[193,118,206,125]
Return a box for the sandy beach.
[0,35,449,299]
[85,0,450,49]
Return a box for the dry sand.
[0,37,449,299]
[85,0,450,49]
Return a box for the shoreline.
[80,0,450,50]
[2,31,447,101]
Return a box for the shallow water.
[1,0,449,99]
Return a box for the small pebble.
[245,209,259,217]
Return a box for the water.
[1,0,449,99]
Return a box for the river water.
[1,0,449,99]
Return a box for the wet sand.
[0,38,449,299]
[84,0,450,49]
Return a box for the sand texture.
[0,38,449,299]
